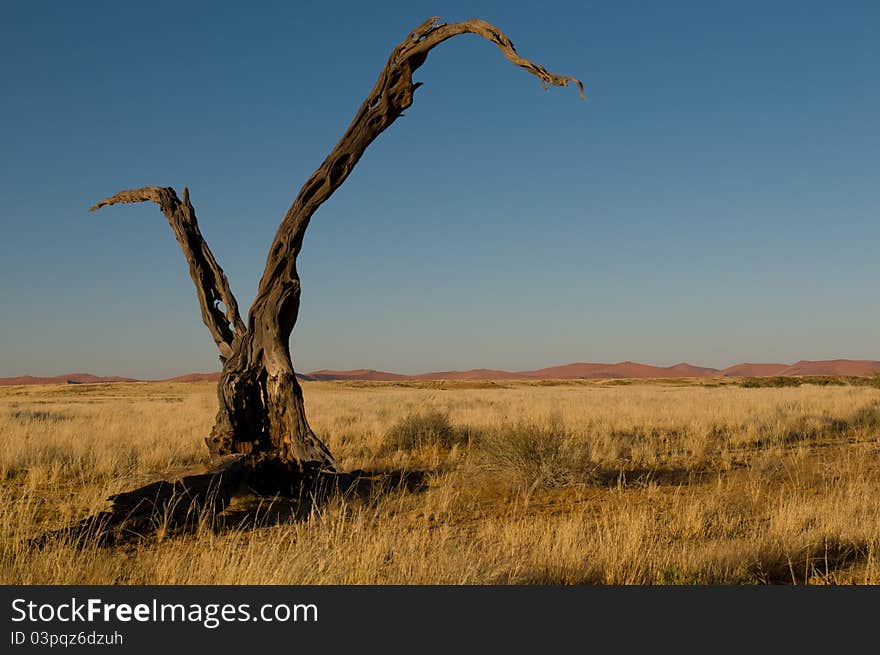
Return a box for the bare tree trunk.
[208,330,336,472]
[85,17,581,509]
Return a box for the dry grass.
[1,378,879,584]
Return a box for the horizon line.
[3,356,880,383]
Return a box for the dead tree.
[86,17,582,520]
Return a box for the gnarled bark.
[87,17,581,502]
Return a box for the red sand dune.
[776,360,880,377]
[303,369,410,382]
[299,360,880,381]
[0,373,138,386]
[161,372,222,383]
[413,368,521,380]
[3,359,880,386]
[720,363,789,377]
[665,362,722,377]
[519,361,720,379]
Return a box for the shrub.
[470,421,591,489]
[848,405,880,431]
[384,410,466,451]
[804,376,847,387]
[740,377,802,388]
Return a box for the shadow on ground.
[31,468,429,548]
[218,468,428,530]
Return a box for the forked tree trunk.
[87,17,582,502]
[207,328,336,472]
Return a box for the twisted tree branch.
[249,16,583,341]
[89,186,245,359]
[405,17,584,96]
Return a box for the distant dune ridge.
[0,373,139,386]
[717,363,789,377]
[161,372,223,383]
[298,360,880,381]
[774,360,880,377]
[2,359,880,386]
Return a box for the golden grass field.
[1,377,879,584]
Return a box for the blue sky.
[1,1,878,378]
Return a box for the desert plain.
[2,373,879,584]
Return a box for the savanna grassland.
[1,377,879,584]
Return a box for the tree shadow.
[31,467,429,549]
[590,465,712,488]
[217,467,428,530]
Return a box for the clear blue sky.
[1,1,878,378]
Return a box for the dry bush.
[468,420,594,490]
[383,409,466,451]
